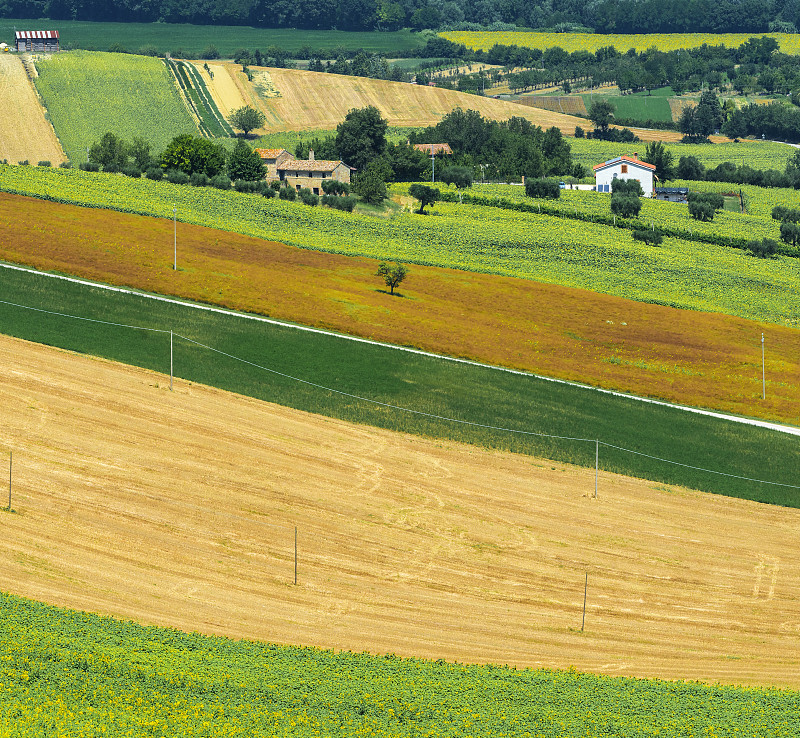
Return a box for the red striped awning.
[15,31,60,40]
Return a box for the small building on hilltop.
[273,150,354,196]
[15,30,60,53]
[593,154,655,197]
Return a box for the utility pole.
[430,151,435,183]
[761,333,765,400]
[173,205,177,270]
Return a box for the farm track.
[202,63,589,134]
[0,192,798,427]
[0,56,65,166]
[0,332,798,688]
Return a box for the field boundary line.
[2,260,799,438]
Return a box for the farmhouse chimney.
[632,152,638,159]
[309,149,315,161]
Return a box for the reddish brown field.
[1,192,798,426]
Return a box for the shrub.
[145,166,164,181]
[58,161,72,169]
[780,220,800,246]
[574,126,584,138]
[190,172,210,187]
[234,179,260,193]
[103,163,121,174]
[688,200,715,221]
[748,238,780,258]
[122,165,142,178]
[270,179,282,191]
[299,187,319,206]
[17,160,29,166]
[525,178,560,199]
[772,205,800,222]
[79,162,100,172]
[688,191,724,211]
[321,179,350,196]
[322,194,356,212]
[632,227,664,246]
[278,186,297,201]
[610,193,641,217]
[209,174,231,190]
[165,168,190,185]
[37,160,51,167]
[261,186,276,198]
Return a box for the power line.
[2,297,798,490]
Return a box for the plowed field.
[1,332,798,688]
[0,56,65,165]
[201,63,587,134]
[1,192,798,426]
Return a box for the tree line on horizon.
[2,0,799,33]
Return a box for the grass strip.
[1,266,798,507]
[0,591,796,738]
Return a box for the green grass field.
[0,20,423,57]
[1,265,798,505]
[581,91,674,122]
[34,51,198,164]
[1,591,796,738]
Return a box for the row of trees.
[3,0,794,33]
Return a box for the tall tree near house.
[227,139,266,181]
[643,141,675,183]
[588,100,615,132]
[335,105,388,172]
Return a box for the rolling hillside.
[197,62,588,134]
[0,55,65,166]
[1,332,798,688]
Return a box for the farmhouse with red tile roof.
[593,154,656,197]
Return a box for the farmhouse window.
[621,164,628,173]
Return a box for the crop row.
[424,182,796,255]
[0,591,797,737]
[441,30,800,54]
[33,51,198,164]
[1,165,799,326]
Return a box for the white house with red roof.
[593,154,656,197]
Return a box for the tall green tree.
[227,139,266,181]
[89,132,128,171]
[642,140,675,183]
[588,100,615,132]
[228,106,266,136]
[160,134,226,176]
[353,160,389,205]
[334,106,388,171]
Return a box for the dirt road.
[0,333,797,687]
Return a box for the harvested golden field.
[202,63,587,134]
[0,192,798,426]
[0,332,798,688]
[0,55,65,165]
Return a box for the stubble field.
[1,332,799,688]
[0,56,65,166]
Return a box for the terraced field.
[0,55,65,166]
[1,332,798,689]
[201,63,587,134]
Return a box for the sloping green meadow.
[1,165,799,327]
[34,51,198,165]
[0,591,797,737]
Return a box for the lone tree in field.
[376,261,408,295]
[408,183,440,214]
[228,105,266,136]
